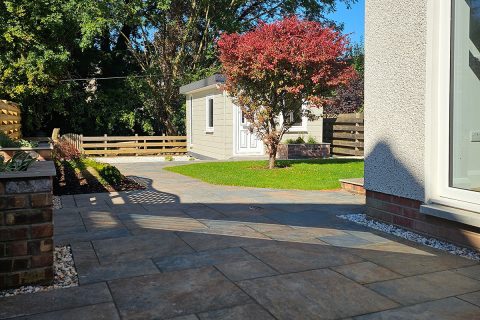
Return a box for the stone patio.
[1,162,480,319]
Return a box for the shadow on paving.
[1,172,480,320]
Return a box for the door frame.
[232,105,264,156]
[425,0,480,212]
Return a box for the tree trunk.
[268,145,277,169]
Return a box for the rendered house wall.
[364,0,428,202]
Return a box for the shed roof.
[179,74,225,94]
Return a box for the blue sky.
[327,0,365,45]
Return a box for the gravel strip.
[338,213,480,261]
[53,195,62,209]
[0,246,78,298]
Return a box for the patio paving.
[1,162,480,319]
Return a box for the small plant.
[53,138,81,161]
[285,137,305,144]
[0,132,20,148]
[165,155,174,161]
[17,139,39,148]
[99,165,122,185]
[0,152,37,172]
[307,136,318,144]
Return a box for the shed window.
[206,96,214,132]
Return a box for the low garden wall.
[0,161,56,289]
[277,143,330,160]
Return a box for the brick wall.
[366,190,480,250]
[0,175,54,289]
[277,143,330,160]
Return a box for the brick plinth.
[0,162,56,289]
[277,143,330,160]
[366,190,480,251]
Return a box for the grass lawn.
[165,159,364,190]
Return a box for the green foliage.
[165,155,174,162]
[0,133,38,148]
[0,0,357,136]
[0,133,19,148]
[285,137,306,144]
[68,158,123,186]
[0,152,37,172]
[166,159,364,190]
[307,136,318,144]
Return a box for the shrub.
[17,139,39,148]
[307,136,318,144]
[0,152,36,172]
[99,165,122,185]
[0,132,19,148]
[80,158,123,186]
[165,155,174,161]
[53,138,81,161]
[285,137,305,144]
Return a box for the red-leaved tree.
[218,16,355,168]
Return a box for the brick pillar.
[0,162,56,289]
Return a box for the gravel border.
[53,195,62,209]
[0,246,78,298]
[338,213,480,261]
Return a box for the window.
[428,0,480,212]
[288,104,308,132]
[450,0,480,194]
[205,96,214,132]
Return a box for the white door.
[234,105,263,155]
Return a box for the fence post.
[135,133,138,156]
[79,134,84,154]
[104,134,108,157]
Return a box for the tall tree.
[76,0,358,135]
[218,16,355,168]
[0,0,357,135]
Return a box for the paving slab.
[353,297,480,320]
[108,267,252,320]
[238,269,398,320]
[457,290,480,307]
[197,304,275,320]
[78,259,160,284]
[93,232,194,264]
[367,270,480,305]
[332,261,402,284]
[11,302,120,320]
[154,247,256,272]
[0,283,112,319]
[244,242,363,273]
[177,232,272,251]
[350,242,477,276]
[54,228,130,246]
[216,259,278,281]
[454,264,480,281]
[121,214,207,232]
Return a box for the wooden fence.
[63,134,187,157]
[0,100,21,139]
[323,113,364,157]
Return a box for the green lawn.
[165,159,364,190]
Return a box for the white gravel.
[338,213,480,261]
[52,195,62,209]
[0,246,78,298]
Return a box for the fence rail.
[63,134,187,157]
[323,113,364,157]
[0,100,21,139]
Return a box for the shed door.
[234,105,263,155]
